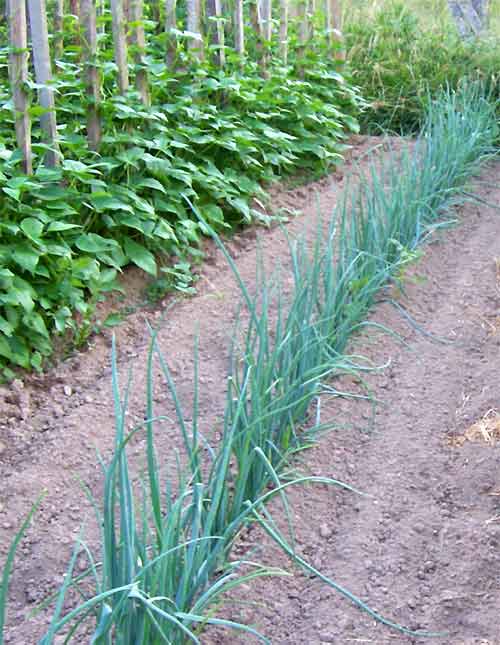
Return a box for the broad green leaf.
[0,315,13,337]
[75,233,117,254]
[153,219,176,240]
[123,237,157,276]
[3,187,20,202]
[134,178,167,194]
[23,312,49,338]
[11,244,41,273]
[20,218,44,241]
[0,335,11,360]
[103,313,124,328]
[46,221,81,233]
[90,194,134,213]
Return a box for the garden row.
[3,81,496,644]
[1,1,499,377]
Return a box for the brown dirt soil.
[1,138,499,644]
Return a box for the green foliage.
[35,83,497,643]
[345,1,500,133]
[0,32,360,376]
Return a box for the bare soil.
[1,138,499,644]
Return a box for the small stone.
[0,441,5,455]
[63,385,73,397]
[319,523,333,539]
[77,556,88,572]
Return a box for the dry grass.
[450,409,500,447]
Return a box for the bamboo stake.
[81,0,101,150]
[279,0,288,64]
[110,0,129,92]
[165,0,177,66]
[325,0,332,47]
[297,0,309,65]
[330,0,344,60]
[250,0,262,40]
[69,0,81,54]
[206,0,225,67]
[234,0,244,56]
[186,0,204,61]
[27,0,60,166]
[8,0,32,174]
[129,0,150,104]
[151,0,161,33]
[250,0,263,68]
[261,0,272,71]
[54,0,64,60]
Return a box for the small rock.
[77,556,88,572]
[63,385,73,397]
[0,441,5,455]
[319,523,333,539]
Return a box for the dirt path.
[211,161,500,644]
[1,142,499,643]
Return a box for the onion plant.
[31,81,498,643]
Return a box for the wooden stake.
[261,0,272,70]
[186,0,204,61]
[69,0,81,54]
[8,0,32,174]
[330,0,344,60]
[279,0,288,64]
[54,0,64,60]
[206,0,225,66]
[297,0,309,64]
[325,0,332,47]
[129,0,149,105]
[165,0,177,66]
[234,0,244,56]
[250,0,264,69]
[81,0,101,150]
[27,0,60,166]
[110,0,129,92]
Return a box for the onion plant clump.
[5,82,495,643]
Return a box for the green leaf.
[123,237,157,276]
[20,218,44,241]
[75,233,117,254]
[103,313,124,328]
[3,187,20,202]
[0,335,11,360]
[0,316,14,337]
[46,221,81,233]
[11,244,41,273]
[228,197,251,221]
[23,312,49,338]
[8,336,30,368]
[90,194,134,213]
[36,185,71,201]
[153,219,176,241]
[134,178,167,194]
